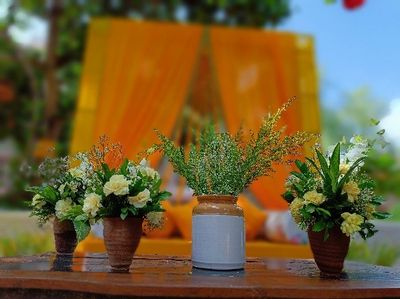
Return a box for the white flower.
[69,167,85,179]
[83,193,102,218]
[68,181,79,193]
[127,163,137,177]
[145,211,164,228]
[128,189,151,208]
[140,166,158,179]
[103,174,131,196]
[55,198,73,219]
[32,194,45,209]
[58,183,66,194]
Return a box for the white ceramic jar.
[192,195,245,270]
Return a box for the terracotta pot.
[103,217,143,273]
[308,225,350,277]
[53,218,77,255]
[192,195,245,270]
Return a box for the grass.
[0,233,54,257]
[347,241,400,267]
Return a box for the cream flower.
[303,190,326,206]
[289,198,304,224]
[145,211,164,228]
[342,181,360,203]
[69,167,85,178]
[339,163,350,175]
[128,189,151,208]
[140,167,158,180]
[83,193,102,217]
[340,212,364,236]
[58,183,66,194]
[55,198,73,219]
[103,174,131,196]
[32,194,45,209]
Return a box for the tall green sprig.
[155,98,314,196]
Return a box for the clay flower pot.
[192,195,245,270]
[53,218,77,255]
[308,225,350,278]
[103,217,143,273]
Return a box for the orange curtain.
[211,27,320,210]
[70,19,203,165]
[71,20,319,208]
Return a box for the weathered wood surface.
[0,254,399,298]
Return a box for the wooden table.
[0,253,399,298]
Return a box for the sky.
[278,0,400,145]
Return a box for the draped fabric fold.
[71,19,319,209]
[210,27,319,210]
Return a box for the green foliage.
[284,137,390,240]
[0,233,53,257]
[156,99,314,196]
[347,241,400,267]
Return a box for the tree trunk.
[45,0,62,139]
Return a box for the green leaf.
[305,205,316,213]
[101,163,112,180]
[373,211,391,220]
[316,207,331,217]
[337,157,366,190]
[329,143,341,192]
[377,129,385,135]
[306,158,324,178]
[312,220,326,232]
[73,220,91,242]
[155,191,172,201]
[316,149,330,179]
[119,159,129,175]
[370,118,380,126]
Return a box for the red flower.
[343,0,365,10]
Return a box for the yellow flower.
[365,204,376,220]
[128,189,152,208]
[103,175,130,196]
[342,181,360,203]
[339,163,350,175]
[83,193,102,217]
[289,198,304,224]
[55,198,73,219]
[340,212,364,236]
[303,190,326,206]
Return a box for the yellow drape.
[70,19,202,165]
[211,27,319,210]
[71,19,319,209]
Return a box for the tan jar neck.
[194,195,243,217]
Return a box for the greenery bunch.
[155,98,314,196]
[283,135,390,240]
[28,136,171,241]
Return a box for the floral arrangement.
[27,154,89,225]
[155,98,314,196]
[283,135,390,240]
[28,136,170,241]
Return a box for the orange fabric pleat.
[210,27,320,210]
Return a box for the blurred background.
[0,0,399,267]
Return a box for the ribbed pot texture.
[53,218,77,255]
[308,225,350,277]
[103,217,143,273]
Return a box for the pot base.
[192,260,244,271]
